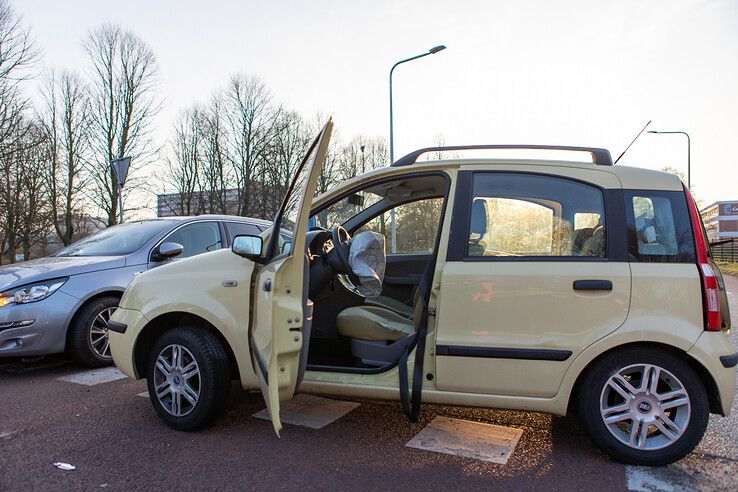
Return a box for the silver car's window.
[163,222,222,258]
[56,220,177,257]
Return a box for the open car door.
[249,118,333,434]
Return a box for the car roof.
[137,215,274,227]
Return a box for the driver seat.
[336,291,421,366]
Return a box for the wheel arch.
[132,312,239,381]
[64,290,124,351]
[566,341,722,415]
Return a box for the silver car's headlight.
[0,278,68,307]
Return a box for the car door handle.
[573,280,612,291]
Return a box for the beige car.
[109,119,735,466]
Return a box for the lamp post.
[647,130,691,190]
[111,157,131,224]
[388,44,446,252]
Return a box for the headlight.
[0,278,68,307]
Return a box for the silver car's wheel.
[153,344,201,417]
[600,363,691,451]
[88,307,116,359]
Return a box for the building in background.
[701,201,738,241]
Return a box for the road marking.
[406,416,523,464]
[57,367,127,386]
[253,394,360,429]
[137,391,149,398]
[626,465,698,492]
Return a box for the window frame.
[446,170,627,262]
[623,189,696,264]
[148,219,224,262]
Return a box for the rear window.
[624,190,695,263]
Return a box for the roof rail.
[391,145,613,167]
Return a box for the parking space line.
[406,416,523,464]
[253,394,360,429]
[137,391,149,398]
[57,367,127,386]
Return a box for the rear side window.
[467,173,606,258]
[624,190,695,263]
[226,222,262,241]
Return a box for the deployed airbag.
[348,231,386,298]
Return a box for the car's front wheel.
[67,296,119,367]
[576,347,708,466]
[147,326,231,431]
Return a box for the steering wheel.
[330,225,352,274]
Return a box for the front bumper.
[688,330,737,416]
[0,291,79,357]
[109,307,148,379]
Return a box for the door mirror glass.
[153,242,184,261]
[232,234,263,259]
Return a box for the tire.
[67,296,120,367]
[146,326,231,431]
[575,346,709,466]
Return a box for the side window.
[163,222,222,259]
[625,190,695,263]
[467,173,606,258]
[357,198,443,254]
[226,222,262,241]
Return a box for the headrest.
[470,199,488,236]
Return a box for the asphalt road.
[1,276,736,491]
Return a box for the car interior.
[302,173,448,373]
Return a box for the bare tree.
[337,135,388,182]
[84,22,159,225]
[224,73,276,217]
[164,106,205,216]
[39,69,91,245]
[0,0,37,155]
[200,92,233,214]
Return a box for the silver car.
[0,215,271,366]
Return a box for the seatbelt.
[398,278,431,422]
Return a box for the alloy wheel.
[88,307,117,359]
[153,344,201,417]
[600,363,691,451]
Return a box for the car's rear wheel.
[146,326,231,431]
[67,296,119,367]
[576,347,709,466]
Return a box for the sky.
[15,0,738,207]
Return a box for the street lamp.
[388,44,446,252]
[111,157,131,224]
[647,130,691,190]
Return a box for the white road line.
[406,416,523,464]
[137,391,149,398]
[253,394,360,429]
[57,367,127,386]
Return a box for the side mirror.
[232,234,263,260]
[152,242,183,262]
[281,241,292,254]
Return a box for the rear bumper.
[687,331,737,416]
[109,307,148,379]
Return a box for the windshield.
[312,190,383,230]
[55,220,177,257]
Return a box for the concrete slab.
[406,416,523,464]
[57,367,127,386]
[253,394,360,429]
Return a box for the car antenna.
[613,120,651,165]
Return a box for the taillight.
[684,185,722,331]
